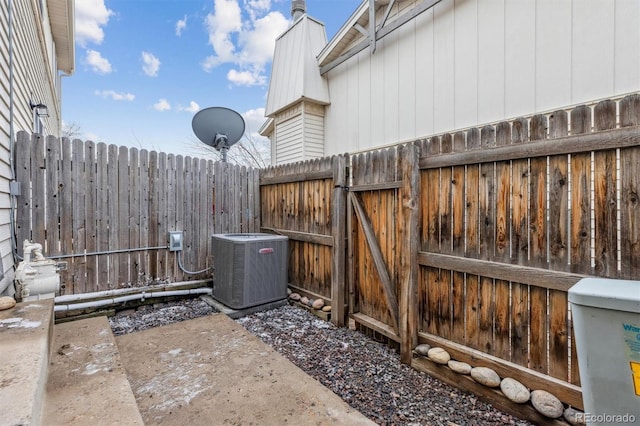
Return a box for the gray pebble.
[563,407,586,425]
[414,344,431,356]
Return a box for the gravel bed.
[108,297,532,425]
[108,297,217,336]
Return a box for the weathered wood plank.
[350,191,399,333]
[593,101,618,277]
[32,135,46,245]
[548,289,569,381]
[96,143,108,292]
[59,137,74,293]
[332,155,347,326]
[72,140,86,293]
[620,95,640,279]
[570,106,592,275]
[419,125,640,169]
[510,281,529,367]
[138,150,150,282]
[84,141,97,291]
[129,149,140,285]
[118,146,130,286]
[15,132,32,254]
[45,136,60,257]
[417,252,585,291]
[399,145,420,363]
[548,111,569,271]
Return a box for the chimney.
[291,0,306,20]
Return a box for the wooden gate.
[347,144,420,363]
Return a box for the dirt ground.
[115,313,374,425]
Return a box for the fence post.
[331,155,348,326]
[399,144,420,364]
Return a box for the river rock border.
[288,291,332,321]
[412,344,585,425]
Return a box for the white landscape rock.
[499,377,530,403]
[447,360,472,375]
[322,305,332,312]
[427,347,451,365]
[414,344,431,356]
[312,299,325,310]
[530,390,564,419]
[0,296,16,311]
[470,367,501,388]
[300,296,309,306]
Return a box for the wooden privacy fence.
[258,94,640,415]
[259,156,348,326]
[15,132,217,293]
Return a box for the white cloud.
[178,101,200,113]
[203,0,289,86]
[75,0,114,47]
[242,107,268,132]
[141,52,161,77]
[85,50,112,74]
[237,12,288,67]
[95,90,135,101]
[176,15,188,36]
[227,69,265,86]
[244,0,271,21]
[153,99,171,111]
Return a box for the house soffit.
[48,0,75,74]
[318,0,443,75]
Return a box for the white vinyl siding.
[0,0,65,293]
[276,115,304,164]
[323,0,640,155]
[303,113,325,158]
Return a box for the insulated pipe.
[54,279,212,303]
[54,287,212,312]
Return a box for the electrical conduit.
[54,287,212,313]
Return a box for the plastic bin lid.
[568,278,640,313]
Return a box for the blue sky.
[64,0,362,159]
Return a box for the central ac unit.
[211,233,288,309]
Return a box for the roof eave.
[49,0,75,74]
[317,0,369,65]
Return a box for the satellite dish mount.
[192,107,245,163]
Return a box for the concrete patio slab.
[42,316,143,425]
[116,313,374,425]
[0,300,53,426]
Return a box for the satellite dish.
[192,107,245,162]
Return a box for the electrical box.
[168,231,183,252]
[569,278,640,424]
[211,233,288,309]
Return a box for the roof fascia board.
[369,0,376,53]
[317,1,369,63]
[320,0,444,75]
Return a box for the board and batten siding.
[0,0,65,294]
[323,0,640,155]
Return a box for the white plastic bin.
[568,278,640,425]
